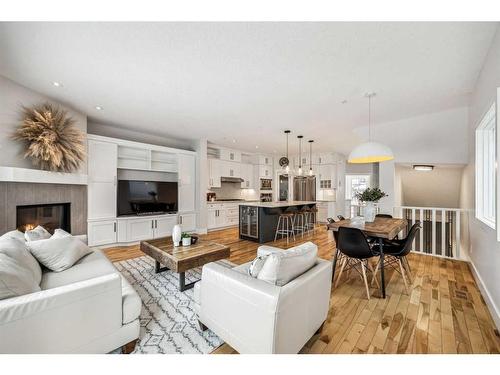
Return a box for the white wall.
[397,165,465,208]
[460,27,500,328]
[87,121,194,151]
[0,75,87,172]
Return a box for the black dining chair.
[372,223,420,294]
[337,215,346,221]
[334,227,380,300]
[375,214,393,219]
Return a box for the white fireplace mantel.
[0,166,88,185]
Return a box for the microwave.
[260,178,272,190]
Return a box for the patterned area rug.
[114,256,231,354]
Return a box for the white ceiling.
[0,22,497,155]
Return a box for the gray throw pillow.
[24,225,51,242]
[0,238,42,284]
[0,253,41,300]
[27,236,93,272]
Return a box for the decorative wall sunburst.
[13,103,85,172]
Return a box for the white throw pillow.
[51,228,72,239]
[0,253,41,300]
[257,242,318,286]
[27,236,93,272]
[0,238,42,285]
[248,255,269,278]
[24,225,51,242]
[0,229,26,242]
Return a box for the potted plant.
[181,232,192,246]
[354,187,388,222]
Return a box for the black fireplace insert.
[16,203,71,234]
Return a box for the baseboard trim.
[468,260,500,330]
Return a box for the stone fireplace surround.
[0,182,87,235]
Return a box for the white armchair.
[194,244,332,354]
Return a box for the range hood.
[221,176,244,183]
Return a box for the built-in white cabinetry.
[87,134,197,247]
[240,163,255,189]
[220,148,242,162]
[316,202,336,223]
[88,220,117,247]
[224,161,241,178]
[209,159,222,188]
[178,213,196,232]
[207,203,239,230]
[178,153,196,213]
[258,155,273,166]
[259,165,273,178]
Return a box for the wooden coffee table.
[140,237,230,291]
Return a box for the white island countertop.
[238,201,317,208]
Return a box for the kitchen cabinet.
[223,160,241,178]
[207,203,239,230]
[178,153,196,212]
[220,148,242,162]
[178,213,196,232]
[258,155,273,166]
[241,163,255,189]
[209,159,222,188]
[312,153,334,165]
[88,219,117,246]
[317,164,337,190]
[316,202,336,223]
[208,207,225,229]
[88,140,117,220]
[259,165,273,178]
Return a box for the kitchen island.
[239,201,317,243]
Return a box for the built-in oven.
[240,206,259,239]
[260,178,272,190]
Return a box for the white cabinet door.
[88,140,117,220]
[207,208,218,229]
[240,163,255,188]
[220,148,242,162]
[258,155,272,165]
[209,159,222,188]
[88,220,117,246]
[155,216,177,237]
[259,165,272,178]
[127,217,154,242]
[179,213,196,232]
[178,153,195,212]
[225,161,241,178]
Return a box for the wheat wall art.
[13,103,85,172]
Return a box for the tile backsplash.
[208,182,259,200]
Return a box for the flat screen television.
[117,180,178,216]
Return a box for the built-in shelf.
[0,166,88,185]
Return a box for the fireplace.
[16,203,71,234]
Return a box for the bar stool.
[305,206,318,234]
[274,212,296,243]
[294,209,308,238]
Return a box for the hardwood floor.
[104,226,500,354]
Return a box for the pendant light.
[297,135,303,175]
[279,130,291,173]
[308,140,314,176]
[348,92,394,163]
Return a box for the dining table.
[327,216,408,298]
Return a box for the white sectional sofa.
[0,235,141,354]
[194,242,332,354]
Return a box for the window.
[475,103,496,229]
[345,174,371,205]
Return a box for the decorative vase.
[364,201,377,222]
[182,237,191,246]
[172,224,182,246]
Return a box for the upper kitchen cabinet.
[223,161,241,178]
[241,163,255,189]
[312,153,334,165]
[209,159,222,188]
[259,165,273,179]
[220,148,242,162]
[178,153,196,213]
[257,155,273,166]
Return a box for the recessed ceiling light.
[95,106,103,111]
[52,81,62,87]
[255,145,259,149]
[413,165,434,171]
[232,139,236,143]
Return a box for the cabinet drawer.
[226,217,239,226]
[226,208,239,218]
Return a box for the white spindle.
[419,209,424,253]
[411,209,416,251]
[441,209,446,257]
[456,211,461,259]
[431,209,436,255]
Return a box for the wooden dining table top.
[327,217,407,240]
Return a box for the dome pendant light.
[297,135,303,175]
[308,140,314,176]
[348,93,394,164]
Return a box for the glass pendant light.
[279,130,291,173]
[297,135,303,175]
[348,92,394,163]
[308,140,314,175]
